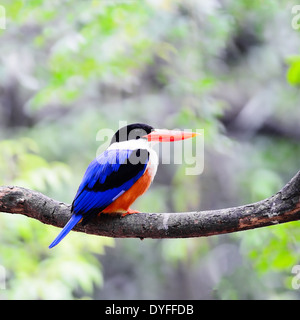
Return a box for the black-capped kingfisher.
[49,123,198,248]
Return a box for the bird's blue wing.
[49,148,149,248]
[72,148,149,218]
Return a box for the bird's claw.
[121,208,141,217]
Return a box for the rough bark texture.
[0,170,300,239]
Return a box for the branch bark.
[0,170,300,239]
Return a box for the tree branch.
[0,171,300,239]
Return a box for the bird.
[49,123,199,248]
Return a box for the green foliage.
[0,136,114,299]
[0,216,113,299]
[287,55,300,86]
[0,138,71,192]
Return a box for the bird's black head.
[110,123,154,144]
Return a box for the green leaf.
[286,55,300,85]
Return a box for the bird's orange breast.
[102,167,153,214]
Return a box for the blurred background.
[0,0,300,299]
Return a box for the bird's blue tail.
[49,214,83,249]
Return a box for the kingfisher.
[49,123,198,248]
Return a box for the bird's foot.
[121,208,141,217]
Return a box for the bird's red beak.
[144,129,200,142]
